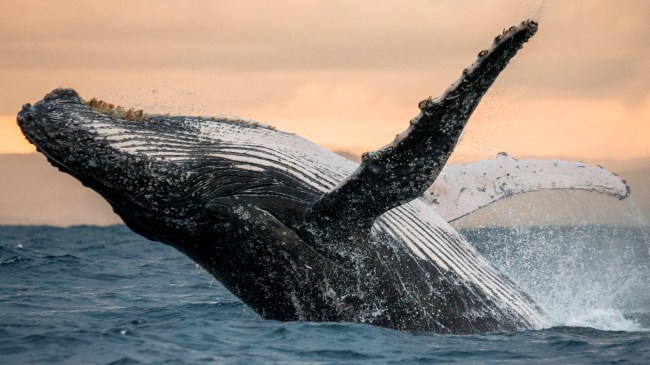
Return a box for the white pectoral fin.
[423,153,631,222]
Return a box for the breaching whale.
[19,20,605,334]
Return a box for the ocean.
[1,224,649,364]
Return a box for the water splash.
[565,309,644,332]
[462,224,650,332]
[532,0,547,22]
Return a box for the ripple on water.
[0,225,648,364]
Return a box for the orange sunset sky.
[0,0,648,163]
[0,0,649,227]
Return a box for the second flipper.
[424,153,631,222]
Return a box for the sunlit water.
[1,225,649,364]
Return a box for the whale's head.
[17,88,365,320]
[18,89,332,246]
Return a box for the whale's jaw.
[17,89,319,246]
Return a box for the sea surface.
[1,225,649,364]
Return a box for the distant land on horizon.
[0,153,648,227]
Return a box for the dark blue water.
[1,225,649,364]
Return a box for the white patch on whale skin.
[232,164,266,172]
[425,153,630,222]
[90,116,354,191]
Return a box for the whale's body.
[18,21,558,333]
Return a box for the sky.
[0,1,649,226]
[1,0,648,163]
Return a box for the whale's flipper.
[306,21,538,237]
[424,153,631,222]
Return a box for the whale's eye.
[206,203,233,221]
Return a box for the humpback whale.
[18,20,555,333]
